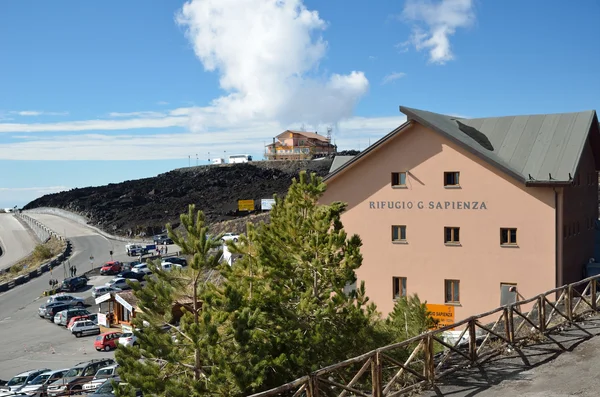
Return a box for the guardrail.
[14,211,66,243]
[0,213,72,294]
[250,275,600,397]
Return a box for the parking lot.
[0,213,174,382]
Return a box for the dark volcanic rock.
[24,160,333,237]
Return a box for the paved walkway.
[422,314,600,396]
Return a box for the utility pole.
[188,155,190,167]
[196,154,198,166]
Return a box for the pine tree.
[115,205,227,396]
[217,171,384,394]
[386,294,438,340]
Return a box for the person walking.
[165,245,168,255]
[73,265,77,276]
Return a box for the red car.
[94,331,122,351]
[100,261,122,275]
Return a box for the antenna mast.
[326,126,333,142]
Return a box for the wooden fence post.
[503,307,512,344]
[508,306,515,343]
[566,284,573,322]
[468,318,477,364]
[424,334,435,386]
[307,375,319,397]
[538,295,546,333]
[371,352,382,397]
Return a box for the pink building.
[266,130,336,160]
[321,106,600,321]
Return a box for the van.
[212,158,225,165]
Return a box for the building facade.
[265,130,336,160]
[321,106,600,321]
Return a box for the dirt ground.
[422,315,600,396]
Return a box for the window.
[444,171,460,187]
[392,277,407,299]
[500,283,518,306]
[392,225,407,242]
[445,280,460,304]
[444,227,460,245]
[391,172,407,187]
[500,228,517,245]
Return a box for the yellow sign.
[426,304,455,328]
[238,200,255,212]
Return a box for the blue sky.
[0,0,599,208]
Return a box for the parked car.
[92,286,120,299]
[105,277,138,290]
[117,270,145,281]
[89,377,142,397]
[58,276,88,292]
[39,302,68,318]
[44,303,70,320]
[55,308,90,327]
[71,320,101,337]
[46,359,115,397]
[221,232,239,242]
[94,331,122,351]
[0,369,50,396]
[46,293,85,307]
[118,332,138,347]
[160,261,183,272]
[67,313,98,330]
[125,244,143,256]
[100,261,122,275]
[166,257,188,267]
[18,368,69,397]
[153,234,173,245]
[82,365,119,392]
[131,263,152,275]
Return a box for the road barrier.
[251,274,600,397]
[0,214,72,295]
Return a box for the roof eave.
[525,181,573,187]
[324,120,413,183]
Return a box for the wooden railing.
[249,275,600,397]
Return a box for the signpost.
[238,200,255,212]
[90,256,94,271]
[426,304,455,329]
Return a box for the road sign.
[89,256,94,261]
[261,199,276,211]
[426,304,455,329]
[238,200,255,212]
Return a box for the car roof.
[40,369,69,376]
[14,368,49,376]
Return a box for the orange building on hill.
[265,130,337,160]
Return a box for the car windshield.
[28,374,50,385]
[7,375,28,386]
[96,368,113,377]
[64,368,84,378]
[95,380,114,393]
[121,333,133,338]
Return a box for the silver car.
[46,294,85,307]
[18,369,69,397]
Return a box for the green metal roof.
[326,106,599,185]
[398,106,599,184]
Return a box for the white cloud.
[0,116,187,133]
[381,72,406,85]
[10,110,69,117]
[0,115,407,160]
[401,0,475,64]
[175,0,369,129]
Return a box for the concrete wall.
[321,123,557,320]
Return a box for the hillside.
[24,159,333,237]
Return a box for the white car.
[161,261,183,272]
[118,332,138,347]
[82,365,119,392]
[18,368,69,397]
[92,285,120,298]
[131,263,152,274]
[71,320,101,337]
[221,233,239,242]
[46,294,85,307]
[105,277,138,290]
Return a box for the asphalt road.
[0,214,131,381]
[0,213,37,270]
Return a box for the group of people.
[68,265,77,277]
[155,245,168,256]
